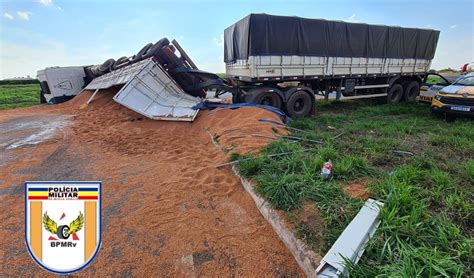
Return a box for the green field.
[234,101,473,276]
[0,84,41,110]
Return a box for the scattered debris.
[332,132,346,139]
[316,198,384,277]
[208,131,222,152]
[321,160,333,180]
[251,134,277,140]
[390,150,415,156]
[86,89,100,105]
[278,135,323,144]
[251,134,324,144]
[225,135,247,139]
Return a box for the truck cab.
[37,66,87,104]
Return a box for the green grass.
[0,84,41,110]
[234,100,473,276]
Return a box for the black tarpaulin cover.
[224,14,440,63]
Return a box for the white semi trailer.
[224,14,440,117]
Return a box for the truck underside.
[229,74,423,118]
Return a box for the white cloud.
[17,11,32,21]
[213,34,224,47]
[347,14,357,22]
[38,0,63,11]
[38,0,53,6]
[3,13,14,20]
[449,24,457,29]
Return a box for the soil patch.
[342,178,370,200]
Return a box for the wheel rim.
[409,87,417,98]
[390,92,397,102]
[390,88,401,102]
[261,96,273,106]
[293,98,305,112]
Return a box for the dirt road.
[0,91,302,276]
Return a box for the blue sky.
[1,0,473,79]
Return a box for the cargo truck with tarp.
[225,13,440,117]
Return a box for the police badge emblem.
[25,181,101,274]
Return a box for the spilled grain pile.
[0,89,302,276]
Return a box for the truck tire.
[144,38,170,59]
[246,91,282,109]
[56,225,70,239]
[403,81,420,102]
[286,91,312,118]
[113,56,129,70]
[90,65,102,76]
[131,43,153,63]
[387,84,403,104]
[99,58,115,74]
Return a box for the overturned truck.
[38,13,440,119]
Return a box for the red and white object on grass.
[321,160,333,180]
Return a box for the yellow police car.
[431,73,474,116]
[419,73,452,103]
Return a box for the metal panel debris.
[316,198,384,277]
[113,59,200,122]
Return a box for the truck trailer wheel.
[144,38,170,59]
[246,91,282,109]
[131,43,153,63]
[99,58,115,74]
[403,81,420,102]
[387,84,403,104]
[113,56,129,70]
[286,91,312,118]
